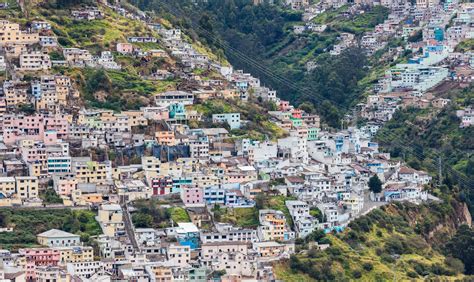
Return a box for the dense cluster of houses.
[0,0,464,281]
[356,2,473,129]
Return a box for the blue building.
[168,103,187,120]
[203,186,225,205]
[434,28,444,41]
[172,177,192,194]
[176,222,200,250]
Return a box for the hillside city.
[0,0,472,281]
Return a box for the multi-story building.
[15,176,39,199]
[212,113,241,129]
[19,51,51,71]
[97,204,124,237]
[71,158,109,185]
[19,248,60,281]
[0,21,39,46]
[257,209,294,241]
[167,244,191,267]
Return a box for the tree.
[255,194,265,209]
[132,213,153,228]
[368,175,382,194]
[445,225,474,274]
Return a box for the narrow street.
[120,200,140,252]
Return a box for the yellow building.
[151,265,174,281]
[57,246,94,265]
[258,209,288,241]
[0,21,39,46]
[0,177,16,197]
[192,174,220,188]
[28,162,48,178]
[142,156,161,184]
[72,160,108,185]
[4,82,28,106]
[253,241,294,257]
[81,193,103,204]
[15,176,39,199]
[155,131,175,146]
[122,110,147,127]
[98,204,124,237]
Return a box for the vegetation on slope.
[0,209,101,250]
[376,85,474,212]
[0,1,181,111]
[39,188,64,204]
[455,39,474,52]
[129,0,390,127]
[277,201,470,280]
[190,97,287,141]
[131,199,191,229]
[35,1,159,51]
[213,194,295,228]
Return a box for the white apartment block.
[212,113,241,129]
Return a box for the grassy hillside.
[128,0,390,127]
[276,201,470,280]
[0,209,101,251]
[2,0,232,111]
[212,195,295,228]
[376,85,474,212]
[190,97,287,141]
[131,199,191,229]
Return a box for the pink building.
[20,144,47,164]
[44,130,58,145]
[3,115,45,145]
[180,186,204,207]
[54,175,77,196]
[19,248,60,280]
[2,114,67,145]
[44,114,70,139]
[292,109,303,119]
[116,43,134,54]
[279,100,291,111]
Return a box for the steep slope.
[275,201,471,280]
[6,0,230,111]
[376,85,474,213]
[126,0,394,127]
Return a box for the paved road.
[121,203,140,252]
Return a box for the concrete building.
[37,229,81,247]
[212,113,241,129]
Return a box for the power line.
[157,0,351,110]
[156,0,473,189]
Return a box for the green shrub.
[363,262,373,272]
[352,270,362,279]
[407,271,418,278]
[444,256,465,274]
[380,253,395,263]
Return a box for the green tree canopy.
[445,225,474,274]
[368,175,382,194]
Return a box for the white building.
[155,91,194,107]
[385,64,448,92]
[212,113,241,129]
[0,55,5,71]
[36,229,81,247]
[167,244,191,267]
